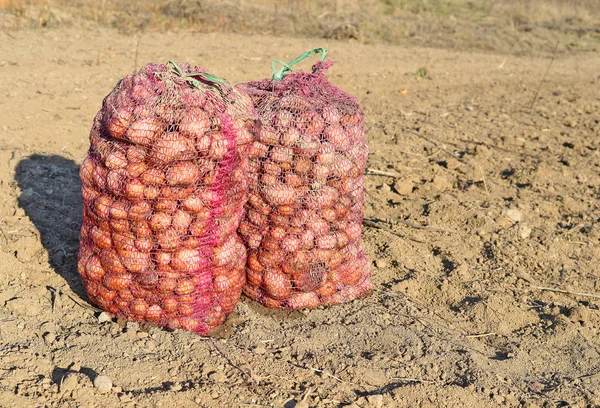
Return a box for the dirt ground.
[1,12,600,408]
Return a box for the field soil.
[1,18,600,408]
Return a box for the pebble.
[374,259,388,269]
[169,383,182,392]
[503,208,522,223]
[136,331,149,339]
[68,362,81,372]
[519,224,532,239]
[97,312,112,324]
[60,373,79,393]
[112,386,122,393]
[378,183,391,193]
[126,321,139,332]
[93,375,113,393]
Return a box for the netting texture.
[78,62,256,335]
[238,59,372,309]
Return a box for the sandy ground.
[0,26,599,408]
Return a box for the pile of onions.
[78,62,255,335]
[237,57,372,310]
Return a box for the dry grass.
[1,0,599,55]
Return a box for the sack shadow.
[14,154,88,300]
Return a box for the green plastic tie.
[167,60,231,91]
[271,48,327,81]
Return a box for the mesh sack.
[78,62,256,335]
[237,49,372,310]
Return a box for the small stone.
[564,118,578,127]
[126,321,139,332]
[503,208,522,223]
[112,386,122,393]
[254,345,266,355]
[210,391,220,399]
[377,183,391,193]
[208,371,227,383]
[519,224,532,239]
[394,180,414,195]
[93,375,112,393]
[97,312,112,324]
[60,373,79,393]
[374,259,388,269]
[169,383,182,392]
[68,362,81,372]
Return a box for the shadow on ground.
[14,154,86,299]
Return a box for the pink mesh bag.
[237,49,372,310]
[78,62,256,335]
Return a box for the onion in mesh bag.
[78,61,256,335]
[237,49,372,310]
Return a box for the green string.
[271,48,327,81]
[167,60,231,90]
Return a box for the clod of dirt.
[355,395,384,408]
[570,306,590,326]
[431,175,451,191]
[60,373,79,393]
[253,345,267,355]
[93,375,112,393]
[5,297,42,316]
[43,332,56,346]
[208,371,227,383]
[394,180,414,195]
[366,395,384,408]
[362,368,388,387]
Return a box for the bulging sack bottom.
[78,62,255,335]
[238,54,372,310]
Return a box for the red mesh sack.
[77,61,256,334]
[237,49,372,310]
